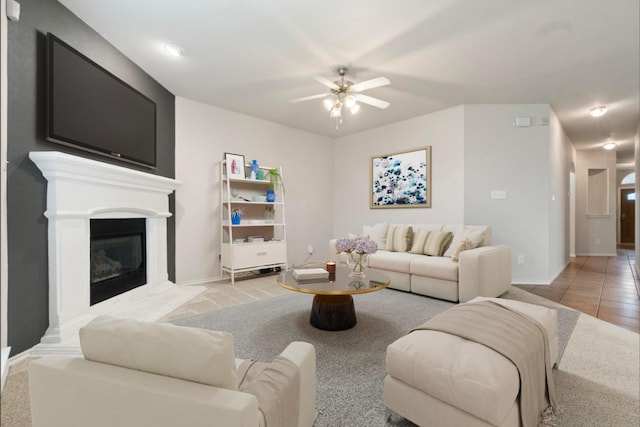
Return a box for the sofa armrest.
[278,341,317,427]
[458,245,511,302]
[29,356,259,427]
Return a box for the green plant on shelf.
[267,168,285,193]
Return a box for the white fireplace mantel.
[30,151,182,343]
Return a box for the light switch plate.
[491,190,507,200]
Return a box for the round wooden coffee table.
[277,266,390,331]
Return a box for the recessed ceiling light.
[164,43,184,57]
[590,106,608,117]
[603,142,616,150]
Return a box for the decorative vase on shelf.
[251,160,259,180]
[266,189,276,202]
[231,213,241,225]
[347,252,367,278]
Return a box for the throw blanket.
[237,356,300,427]
[412,300,557,427]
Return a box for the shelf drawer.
[223,242,287,269]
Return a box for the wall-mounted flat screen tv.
[46,33,157,168]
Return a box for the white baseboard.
[512,280,552,286]
[575,253,617,257]
[177,276,223,286]
[1,346,10,393]
[549,260,570,283]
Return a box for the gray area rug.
[173,289,579,426]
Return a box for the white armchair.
[29,316,316,427]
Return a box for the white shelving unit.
[220,161,287,284]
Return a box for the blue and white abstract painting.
[371,147,431,208]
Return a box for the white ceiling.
[59,0,639,164]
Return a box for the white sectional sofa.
[330,223,511,303]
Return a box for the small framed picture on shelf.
[224,153,246,179]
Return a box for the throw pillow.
[410,229,431,254]
[362,223,389,248]
[443,227,486,257]
[451,238,474,262]
[385,225,413,252]
[80,315,238,390]
[423,231,453,256]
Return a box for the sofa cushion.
[385,225,413,252]
[410,256,459,282]
[423,231,453,256]
[362,223,389,248]
[451,239,474,262]
[386,330,519,426]
[80,315,238,390]
[409,229,430,254]
[443,225,488,257]
[368,251,424,273]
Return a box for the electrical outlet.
[307,244,314,254]
[595,238,600,245]
[517,255,524,264]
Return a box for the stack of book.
[293,268,329,281]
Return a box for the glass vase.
[347,252,367,278]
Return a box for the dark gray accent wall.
[7,0,176,355]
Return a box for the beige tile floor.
[515,248,639,334]
[159,272,290,323]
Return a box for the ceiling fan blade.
[313,76,340,90]
[290,93,328,103]
[351,77,390,92]
[356,94,390,109]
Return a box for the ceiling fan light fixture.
[293,66,390,129]
[344,95,357,109]
[603,141,616,150]
[590,106,608,117]
[323,98,334,111]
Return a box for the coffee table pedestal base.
[310,294,356,331]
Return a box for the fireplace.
[29,151,184,344]
[90,219,146,305]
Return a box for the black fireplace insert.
[90,218,146,305]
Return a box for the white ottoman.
[384,298,558,427]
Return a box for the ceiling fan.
[291,66,390,128]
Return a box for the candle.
[326,261,336,273]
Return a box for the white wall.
[463,104,555,283]
[175,97,334,285]
[548,109,576,279]
[332,106,465,237]
[575,149,617,256]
